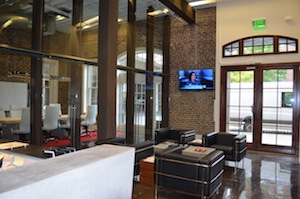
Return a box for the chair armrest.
[179,130,196,144]
[234,134,247,143]
[155,127,171,144]
[202,131,218,147]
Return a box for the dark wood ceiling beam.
[158,0,195,24]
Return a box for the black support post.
[161,16,170,128]
[126,0,136,144]
[145,10,154,140]
[30,0,44,145]
[97,0,118,141]
[70,0,83,150]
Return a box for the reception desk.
[0,144,135,199]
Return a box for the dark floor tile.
[133,151,300,199]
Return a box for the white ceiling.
[0,0,216,34]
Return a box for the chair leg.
[83,125,91,136]
[234,161,237,174]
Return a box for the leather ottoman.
[155,146,224,198]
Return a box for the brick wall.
[169,8,216,134]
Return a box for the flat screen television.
[178,69,214,91]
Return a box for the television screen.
[178,69,214,91]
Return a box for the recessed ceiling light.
[189,0,216,7]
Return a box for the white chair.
[81,105,97,136]
[9,104,23,117]
[43,106,60,142]
[60,106,72,139]
[49,103,62,116]
[11,107,30,141]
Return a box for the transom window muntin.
[223,35,298,57]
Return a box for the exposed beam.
[158,0,195,24]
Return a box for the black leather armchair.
[155,127,196,145]
[202,132,247,172]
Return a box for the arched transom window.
[223,35,298,57]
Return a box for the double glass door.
[221,65,298,154]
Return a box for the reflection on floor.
[133,151,300,199]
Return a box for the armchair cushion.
[211,144,233,155]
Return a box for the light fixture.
[56,15,66,21]
[80,16,124,30]
[118,18,124,23]
[189,0,216,7]
[2,19,13,29]
[148,8,169,16]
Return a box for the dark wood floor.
[133,151,300,199]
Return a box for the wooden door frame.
[220,62,300,155]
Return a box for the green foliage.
[263,70,287,82]
[230,71,253,83]
[230,70,287,83]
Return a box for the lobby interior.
[0,0,300,198]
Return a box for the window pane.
[232,42,239,48]
[287,39,295,44]
[288,43,296,51]
[278,38,287,44]
[254,38,263,45]
[279,44,287,52]
[254,46,263,54]
[264,37,274,45]
[244,39,252,47]
[224,47,232,56]
[244,46,253,54]
[264,45,274,53]
[232,47,239,55]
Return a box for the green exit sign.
[252,19,266,30]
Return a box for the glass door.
[225,70,254,144]
[261,69,293,147]
[221,65,298,154]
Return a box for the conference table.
[0,114,86,125]
[0,117,21,125]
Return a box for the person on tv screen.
[186,72,199,86]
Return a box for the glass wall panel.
[153,75,162,129]
[262,69,293,146]
[42,1,73,55]
[118,0,127,61]
[134,73,146,142]
[153,14,164,73]
[226,71,254,143]
[116,69,127,138]
[82,0,99,59]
